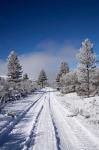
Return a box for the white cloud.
[0,59,7,75]
[0,41,77,81]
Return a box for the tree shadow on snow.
[0,132,26,150]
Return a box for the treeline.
[0,38,98,106]
[0,51,48,108]
[56,39,99,97]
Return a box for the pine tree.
[60,62,69,76]
[7,51,23,83]
[56,73,61,84]
[23,73,29,80]
[56,73,61,89]
[76,39,96,97]
[60,71,78,93]
[38,70,47,88]
[56,62,69,88]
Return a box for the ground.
[0,87,99,150]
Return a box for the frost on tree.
[23,73,29,80]
[38,70,47,88]
[56,73,61,88]
[60,62,69,76]
[57,62,69,90]
[60,71,78,93]
[7,51,23,83]
[76,39,96,97]
[56,61,69,87]
[21,73,34,94]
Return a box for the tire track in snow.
[49,90,77,150]
[54,93,99,150]
[0,96,35,132]
[65,117,99,150]
[51,92,99,150]
[22,95,47,150]
[22,105,44,150]
[30,92,58,150]
[50,92,85,150]
[0,93,44,146]
[49,94,61,150]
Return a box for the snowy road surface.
[0,87,99,150]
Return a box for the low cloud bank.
[0,41,77,81]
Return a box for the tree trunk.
[42,82,43,88]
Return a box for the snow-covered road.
[0,88,99,150]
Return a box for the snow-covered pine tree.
[76,39,96,97]
[38,70,47,88]
[56,73,61,89]
[60,71,78,93]
[59,61,69,88]
[60,62,69,76]
[56,73,61,84]
[23,73,29,80]
[7,51,23,83]
[56,61,69,91]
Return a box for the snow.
[0,75,8,80]
[0,93,44,148]
[0,87,99,150]
[50,90,99,150]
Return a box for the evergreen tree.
[60,71,78,93]
[60,62,69,76]
[56,73,61,84]
[56,61,69,90]
[56,73,61,89]
[38,70,47,88]
[76,39,96,97]
[7,51,23,83]
[23,73,29,80]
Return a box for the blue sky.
[0,0,99,79]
